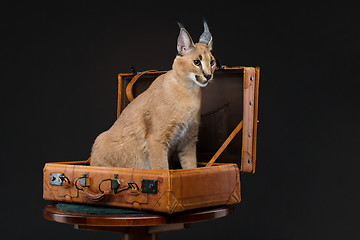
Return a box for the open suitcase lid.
[117,67,260,173]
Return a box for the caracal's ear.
[177,24,195,56]
[199,20,213,50]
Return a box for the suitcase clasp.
[141,179,158,194]
[98,174,140,195]
[75,172,91,190]
[50,172,70,186]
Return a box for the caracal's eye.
[193,60,201,66]
[210,60,215,66]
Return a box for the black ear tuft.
[199,19,213,49]
[177,21,185,29]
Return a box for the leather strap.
[126,70,158,102]
[83,188,109,202]
[84,157,91,165]
[206,121,243,167]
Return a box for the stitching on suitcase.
[226,182,241,204]
[48,163,237,175]
[226,168,241,204]
[50,163,167,175]
[167,165,239,208]
[153,191,173,213]
[170,165,236,174]
[168,170,171,208]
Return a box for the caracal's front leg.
[178,141,197,169]
[147,139,169,170]
[178,123,199,169]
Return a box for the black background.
[2,1,359,239]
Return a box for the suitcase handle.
[126,70,158,102]
[77,174,141,202]
[83,187,108,201]
[75,173,109,201]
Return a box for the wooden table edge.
[43,203,234,227]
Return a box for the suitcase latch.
[141,179,158,194]
[75,172,91,190]
[98,174,139,194]
[50,172,70,186]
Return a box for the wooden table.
[44,203,234,240]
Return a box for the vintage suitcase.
[43,66,260,213]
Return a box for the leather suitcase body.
[43,66,260,213]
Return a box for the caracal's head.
[172,21,216,88]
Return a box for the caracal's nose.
[204,74,212,81]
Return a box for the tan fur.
[91,29,216,170]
